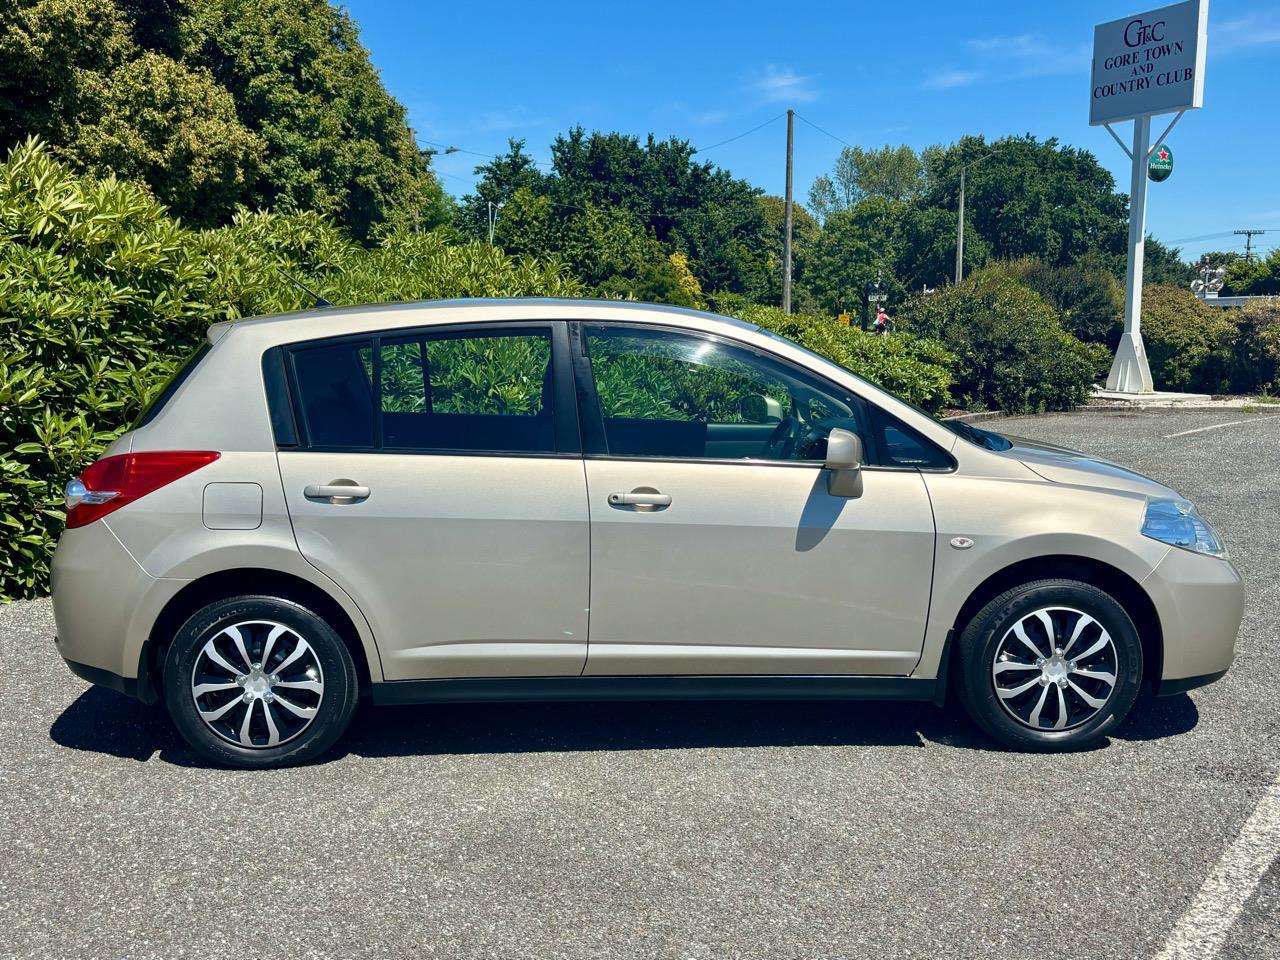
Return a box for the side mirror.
[825,427,864,498]
[740,394,784,424]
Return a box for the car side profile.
[51,299,1243,768]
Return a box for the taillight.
[64,451,220,528]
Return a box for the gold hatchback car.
[51,300,1243,767]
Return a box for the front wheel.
[956,579,1143,752]
[163,595,359,768]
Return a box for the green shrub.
[1228,301,1280,394]
[1139,285,1233,393]
[0,140,582,600]
[986,257,1124,347]
[734,304,954,413]
[898,271,1107,413]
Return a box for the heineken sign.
[1148,143,1174,181]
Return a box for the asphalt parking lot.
[2,408,1278,960]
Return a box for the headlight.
[1141,497,1228,559]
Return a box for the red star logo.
[1159,148,1169,161]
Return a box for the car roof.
[207,297,759,345]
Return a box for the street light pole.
[954,166,966,284]
[783,108,794,314]
[487,201,505,245]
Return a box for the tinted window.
[290,331,556,453]
[868,406,953,469]
[291,341,374,448]
[380,332,555,452]
[584,326,866,462]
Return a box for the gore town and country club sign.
[1090,0,1207,125]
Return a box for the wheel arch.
[944,555,1163,698]
[142,568,376,703]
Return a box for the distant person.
[874,306,893,336]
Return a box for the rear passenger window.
[380,332,554,452]
[291,342,374,448]
[288,330,556,453]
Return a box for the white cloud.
[922,67,984,90]
[1214,10,1280,55]
[748,65,818,104]
[968,32,1089,77]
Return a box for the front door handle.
[608,491,672,507]
[304,481,370,503]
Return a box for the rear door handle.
[304,482,370,503]
[608,491,672,507]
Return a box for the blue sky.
[344,0,1280,263]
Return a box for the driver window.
[584,325,866,462]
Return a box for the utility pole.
[954,166,965,284]
[782,108,794,314]
[1235,229,1266,262]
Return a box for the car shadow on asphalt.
[48,685,1201,766]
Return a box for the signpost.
[1091,0,1208,393]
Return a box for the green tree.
[807,144,924,223]
[71,51,264,224]
[921,134,1127,269]
[0,0,445,239]
[1222,248,1280,296]
[805,197,907,315]
[0,0,134,147]
[466,127,773,302]
[1143,236,1194,286]
[179,0,445,240]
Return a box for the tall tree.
[808,145,925,223]
[0,0,446,236]
[921,134,1127,269]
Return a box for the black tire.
[956,579,1143,752]
[163,595,359,768]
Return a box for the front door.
[575,323,937,676]
[276,322,589,680]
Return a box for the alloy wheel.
[190,620,324,748]
[991,606,1119,731]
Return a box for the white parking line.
[1164,417,1280,439]
[1154,772,1280,959]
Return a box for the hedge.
[0,140,583,599]
[898,269,1108,413]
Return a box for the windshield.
[942,418,1012,451]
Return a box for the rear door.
[274,321,590,680]
[574,321,938,676]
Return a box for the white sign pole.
[1091,0,1208,394]
[1108,115,1155,392]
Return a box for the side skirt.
[370,675,937,706]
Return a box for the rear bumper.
[61,656,151,701]
[51,520,183,702]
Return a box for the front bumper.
[1143,545,1244,693]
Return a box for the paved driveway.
[2,409,1278,959]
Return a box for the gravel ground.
[1,408,1278,960]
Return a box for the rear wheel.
[163,595,359,768]
[956,579,1143,751]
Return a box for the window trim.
[568,320,957,473]
[278,320,581,458]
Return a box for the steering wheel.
[761,415,800,460]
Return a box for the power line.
[694,112,787,154]
[794,113,858,150]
